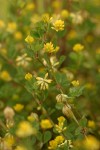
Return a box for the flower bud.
[4,106,15,120]
[56,94,68,103]
[62,104,73,118]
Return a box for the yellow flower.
[0,70,11,81]
[55,116,66,133]
[83,135,100,150]
[4,134,15,148]
[16,121,36,138]
[44,42,59,53]
[27,113,38,122]
[73,43,84,52]
[25,73,32,80]
[0,19,5,28]
[40,119,53,129]
[14,31,23,40]
[48,136,64,149]
[42,13,52,23]
[36,73,52,90]
[26,3,35,11]
[71,80,79,87]
[61,10,69,19]
[88,120,95,129]
[14,104,24,112]
[52,19,64,32]
[15,146,27,150]
[7,22,17,33]
[67,30,77,40]
[25,35,34,44]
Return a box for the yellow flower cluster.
[15,145,27,150]
[7,22,17,33]
[25,73,32,80]
[52,19,64,32]
[44,42,59,53]
[73,43,84,52]
[25,35,34,44]
[16,121,36,137]
[55,116,66,133]
[42,13,52,23]
[0,70,11,81]
[71,80,79,87]
[88,120,95,129]
[48,135,64,149]
[40,119,53,129]
[14,104,24,112]
[14,31,23,40]
[83,135,100,150]
[61,9,69,19]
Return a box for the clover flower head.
[40,119,53,129]
[52,19,64,32]
[44,42,59,53]
[73,43,84,52]
[36,73,52,90]
[25,35,34,44]
[25,73,32,80]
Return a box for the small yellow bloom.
[58,116,66,123]
[48,135,64,149]
[55,116,66,133]
[67,30,77,40]
[4,134,15,148]
[16,121,36,137]
[71,80,79,87]
[0,19,5,28]
[61,10,69,19]
[14,104,24,112]
[14,31,23,40]
[88,120,95,129]
[26,3,35,11]
[52,19,64,32]
[25,35,34,44]
[0,70,11,81]
[25,73,32,80]
[7,22,17,33]
[42,13,52,23]
[40,119,53,129]
[83,135,100,150]
[27,113,38,122]
[73,43,84,52]
[44,42,59,53]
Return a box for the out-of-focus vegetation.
[0,0,100,150]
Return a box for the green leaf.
[69,86,85,97]
[55,102,64,110]
[36,131,43,141]
[79,117,87,127]
[59,55,66,65]
[43,131,52,143]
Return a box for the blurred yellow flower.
[73,43,84,52]
[4,134,15,148]
[88,120,96,129]
[16,121,36,137]
[61,10,69,19]
[42,13,52,23]
[71,80,79,87]
[25,73,32,80]
[25,35,34,44]
[7,22,17,33]
[26,3,35,11]
[40,119,53,129]
[27,113,38,122]
[83,135,100,150]
[14,104,24,112]
[14,31,23,40]
[67,30,77,40]
[48,135,64,149]
[0,19,5,28]
[44,42,59,53]
[52,20,64,32]
[0,70,11,81]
